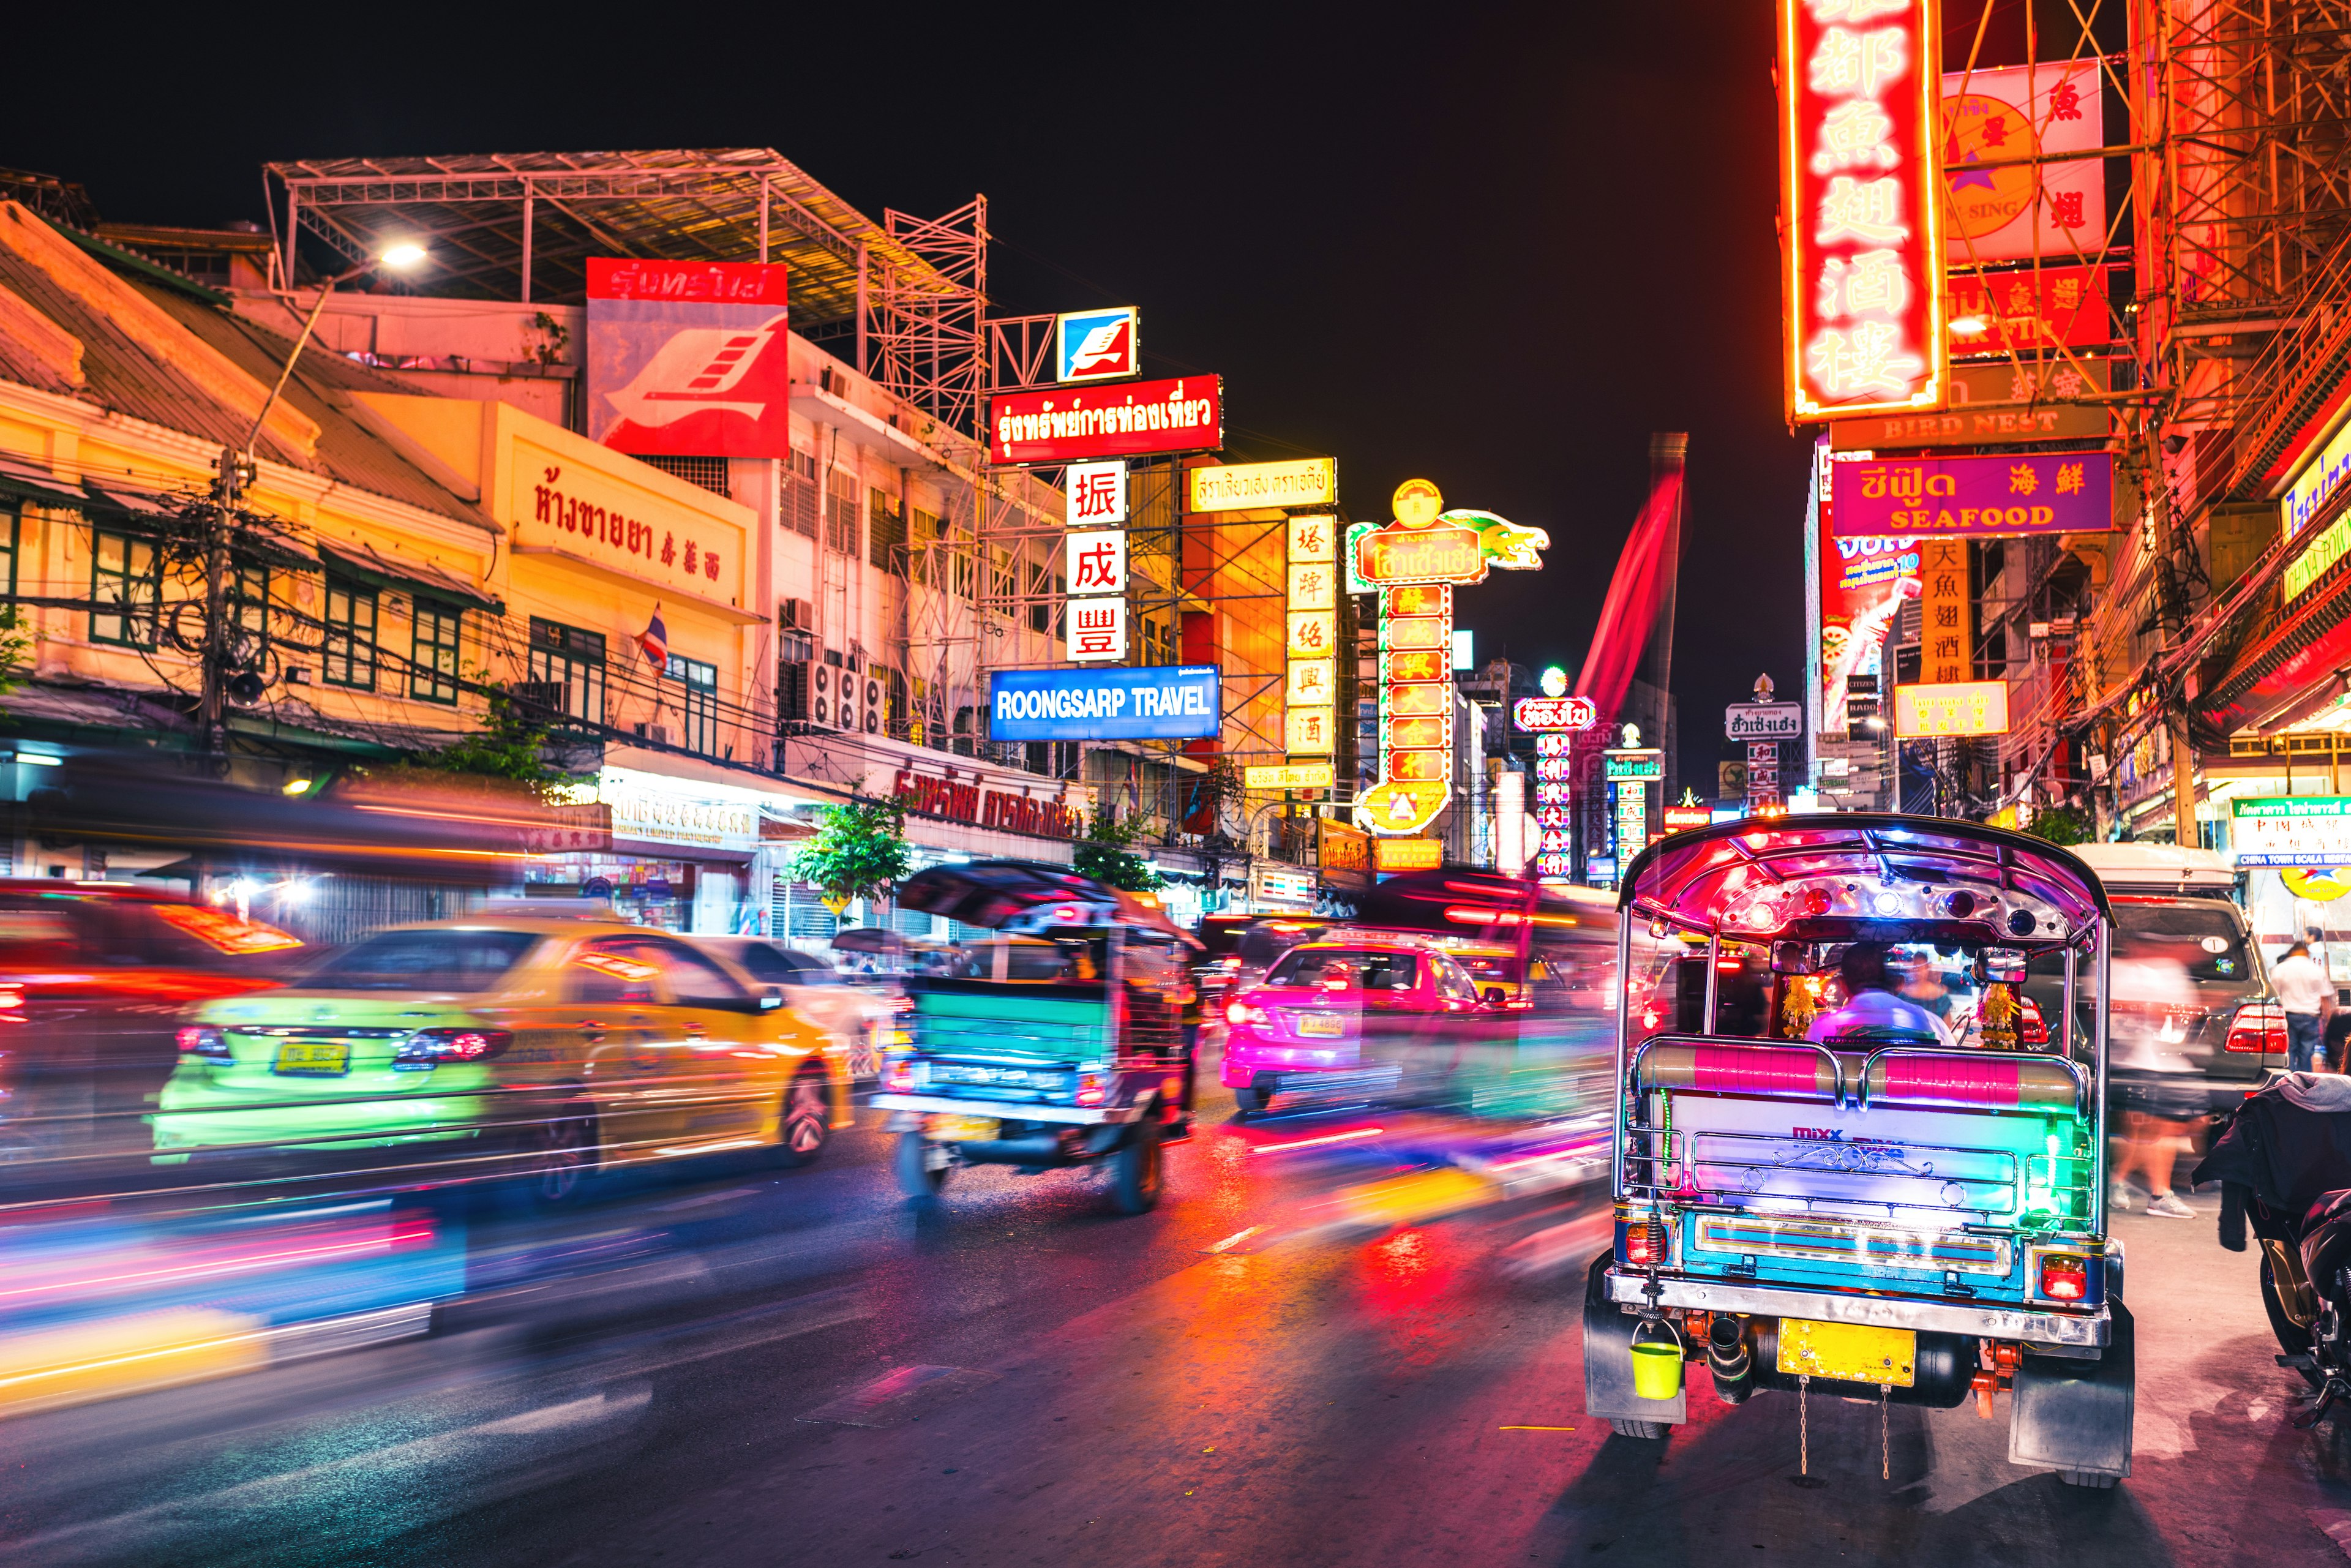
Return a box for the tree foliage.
[2024,805,2095,847]
[790,797,915,907]
[1074,809,1164,893]
[412,682,576,801]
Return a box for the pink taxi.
[1219,937,1494,1114]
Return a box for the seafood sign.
[1830,451,2113,538]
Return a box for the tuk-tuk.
[1584,816,2132,1487]
[871,861,1201,1214]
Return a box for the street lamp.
[199,242,429,754]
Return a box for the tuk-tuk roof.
[1616,813,2110,943]
[898,859,1198,947]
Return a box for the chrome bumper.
[1603,1270,2110,1347]
[868,1093,1138,1126]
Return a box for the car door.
[556,935,683,1158]
[632,936,772,1142]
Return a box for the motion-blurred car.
[692,936,899,1079]
[154,918,851,1198]
[0,882,302,1160]
[1221,936,1499,1114]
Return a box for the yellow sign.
[1373,838,1443,872]
[1189,457,1338,513]
[1245,763,1336,791]
[2287,512,2351,601]
[1284,706,1336,756]
[1355,779,1449,836]
[1918,537,1971,685]
[1892,680,2011,738]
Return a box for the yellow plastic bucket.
[1629,1324,1684,1400]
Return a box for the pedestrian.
[2273,941,2337,1075]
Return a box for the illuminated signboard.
[1246,763,1336,791]
[1252,865,1318,905]
[1190,458,1338,514]
[2232,797,2351,868]
[1779,0,1946,421]
[1066,460,1128,526]
[2284,409,2351,542]
[989,665,1220,741]
[1829,451,2113,538]
[1284,514,1339,758]
[1603,752,1663,781]
[1055,307,1139,383]
[1321,819,1373,887]
[1892,680,2011,738]
[1067,529,1127,596]
[1513,696,1599,732]
[585,260,791,460]
[1829,357,2113,452]
[1373,838,1444,873]
[2286,512,2351,602]
[1941,62,2103,267]
[989,376,1223,465]
[1664,804,1713,833]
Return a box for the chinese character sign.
[1916,537,1971,683]
[1780,0,1946,421]
[1941,62,2104,267]
[1066,461,1129,526]
[1893,679,2011,737]
[1067,597,1128,662]
[1284,512,1340,759]
[1067,530,1127,596]
[1830,450,2113,537]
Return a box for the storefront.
[527,764,809,934]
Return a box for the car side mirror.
[757,986,785,1011]
[1978,948,2028,985]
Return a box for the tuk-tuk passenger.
[1806,941,1955,1048]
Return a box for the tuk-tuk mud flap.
[1583,1251,1686,1427]
[2009,1300,2134,1479]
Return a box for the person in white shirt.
[1807,942,1956,1048]
[2273,942,2338,1074]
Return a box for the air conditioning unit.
[779,598,813,631]
[860,674,883,734]
[635,722,671,746]
[810,662,834,726]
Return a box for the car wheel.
[2262,1254,2322,1386]
[768,1068,831,1169]
[525,1105,596,1206]
[894,1131,950,1201]
[1231,1085,1264,1117]
[1109,1117,1163,1215]
[1609,1420,1669,1440]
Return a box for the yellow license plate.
[1295,1013,1345,1037]
[272,1041,351,1077]
[1775,1318,1915,1387]
[926,1115,1000,1142]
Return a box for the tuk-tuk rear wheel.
[1610,1419,1669,1439]
[894,1131,950,1200]
[1110,1119,1162,1215]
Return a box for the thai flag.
[637,607,669,669]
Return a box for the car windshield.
[1267,948,1420,991]
[296,929,539,992]
[2112,901,2254,986]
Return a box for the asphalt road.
[2,1081,2347,1568]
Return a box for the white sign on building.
[1066,460,1128,527]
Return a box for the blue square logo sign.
[1056,307,1139,383]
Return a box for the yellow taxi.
[154,917,853,1199]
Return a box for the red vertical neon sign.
[1781,0,1947,421]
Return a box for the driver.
[1806,941,1956,1048]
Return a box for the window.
[667,653,719,756]
[411,600,463,704]
[786,450,819,538]
[322,578,378,689]
[1027,560,1050,633]
[89,527,159,648]
[0,503,19,598]
[1267,948,1422,992]
[636,937,750,1008]
[637,454,730,498]
[528,617,606,726]
[825,468,860,555]
[869,489,906,574]
[299,929,539,992]
[229,565,270,657]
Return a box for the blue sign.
[989,665,1220,741]
[1054,307,1139,383]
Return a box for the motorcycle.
[2193,1074,2351,1421]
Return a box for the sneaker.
[2146,1193,2196,1219]
[2107,1182,2137,1212]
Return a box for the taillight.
[883,1052,925,1093]
[2225,1003,2287,1054]
[1074,1067,1109,1107]
[1226,1000,1267,1027]
[176,1025,231,1060]
[2038,1252,2088,1302]
[2017,996,2048,1047]
[1624,1216,1667,1266]
[392,1027,512,1070]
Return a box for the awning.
[0,454,89,508]
[317,539,504,614]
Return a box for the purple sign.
[1830,452,2113,538]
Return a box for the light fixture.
[1949,315,1990,337]
[12,752,60,767]
[378,242,429,271]
[283,777,313,796]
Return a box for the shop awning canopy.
[317,539,504,614]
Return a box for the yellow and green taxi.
[152,917,852,1198]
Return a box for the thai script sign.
[1892,680,2011,737]
[989,376,1222,465]
[1830,451,2112,537]
[1780,0,1946,419]
[2232,797,2351,868]
[586,259,791,459]
[891,767,1079,841]
[1514,696,1600,732]
[1726,703,1805,740]
[2284,410,2351,541]
[511,439,745,607]
[1190,458,1338,514]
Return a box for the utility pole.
[2170,706,2199,850]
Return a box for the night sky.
[9,1,1811,784]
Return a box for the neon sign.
[1779,0,1946,421]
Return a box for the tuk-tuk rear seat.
[1636,1037,2085,1114]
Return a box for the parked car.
[692,936,899,1079]
[155,918,851,1199]
[0,882,302,1163]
